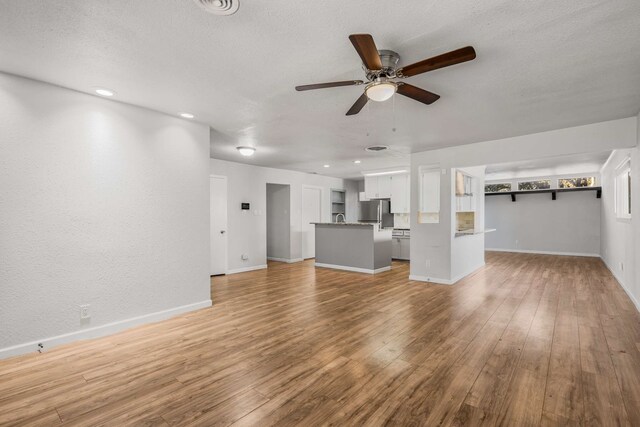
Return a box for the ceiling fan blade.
[397,83,440,105]
[346,93,368,116]
[397,46,476,78]
[349,34,383,71]
[295,80,364,91]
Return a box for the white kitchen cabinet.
[400,238,410,260]
[391,173,410,213]
[364,175,392,199]
[392,237,402,259]
[392,237,410,260]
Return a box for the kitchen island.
[312,223,392,274]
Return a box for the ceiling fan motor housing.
[364,50,401,80]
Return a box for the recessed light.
[94,88,115,97]
[353,160,361,164]
[179,112,195,119]
[237,146,256,156]
[323,164,330,168]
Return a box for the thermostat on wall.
[241,203,250,210]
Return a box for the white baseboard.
[226,264,267,274]
[410,263,485,286]
[0,299,212,360]
[409,275,455,285]
[486,248,600,257]
[601,258,640,313]
[315,263,391,275]
[267,257,304,264]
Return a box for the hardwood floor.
[1,252,639,426]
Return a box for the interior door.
[302,187,322,259]
[210,176,228,275]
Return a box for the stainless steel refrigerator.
[358,199,394,228]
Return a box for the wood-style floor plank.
[0,253,639,426]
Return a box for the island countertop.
[310,222,375,226]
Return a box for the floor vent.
[193,0,239,15]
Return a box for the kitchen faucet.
[335,213,346,223]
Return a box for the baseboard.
[410,263,485,286]
[601,257,640,313]
[409,275,455,285]
[315,262,391,275]
[486,248,600,257]
[267,257,304,264]
[0,299,212,360]
[226,264,267,274]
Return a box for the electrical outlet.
[620,262,624,271]
[425,259,431,269]
[515,239,519,247]
[79,304,91,320]
[241,254,249,261]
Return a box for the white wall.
[486,190,601,256]
[411,117,637,284]
[266,184,291,260]
[601,144,640,310]
[0,73,211,358]
[451,166,486,282]
[210,158,358,272]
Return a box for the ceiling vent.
[193,0,239,15]
[365,145,390,152]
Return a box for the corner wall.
[600,113,640,310]
[0,73,212,358]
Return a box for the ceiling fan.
[295,34,476,116]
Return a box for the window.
[615,160,631,219]
[518,180,550,191]
[485,183,511,193]
[558,177,596,188]
[418,166,440,224]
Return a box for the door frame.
[302,185,323,259]
[210,174,228,275]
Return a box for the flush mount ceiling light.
[323,164,330,168]
[353,160,361,164]
[94,88,115,97]
[236,146,255,156]
[179,112,195,119]
[365,80,397,102]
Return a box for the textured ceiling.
[485,151,612,180]
[1,0,639,178]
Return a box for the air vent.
[365,145,389,152]
[193,0,239,15]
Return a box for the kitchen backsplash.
[394,213,410,229]
[456,212,475,231]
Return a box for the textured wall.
[0,74,211,353]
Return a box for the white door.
[302,187,322,259]
[210,176,228,275]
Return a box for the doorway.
[210,175,227,275]
[266,183,291,262]
[302,186,322,259]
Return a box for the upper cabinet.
[364,175,392,199]
[391,174,410,213]
[455,170,476,212]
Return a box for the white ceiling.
[1,0,639,178]
[485,150,612,181]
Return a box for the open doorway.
[266,183,291,263]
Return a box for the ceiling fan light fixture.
[236,146,256,156]
[365,81,397,102]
